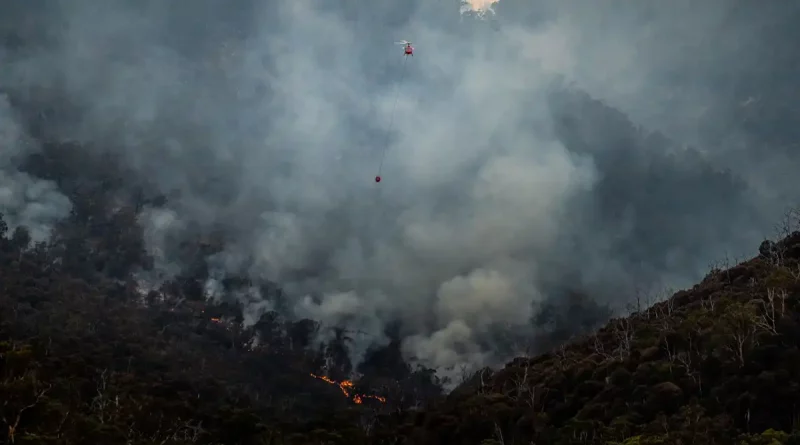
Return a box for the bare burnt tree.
[613,318,635,360]
[700,294,717,313]
[506,363,538,408]
[2,379,51,444]
[773,207,800,241]
[554,344,574,371]
[676,334,704,394]
[721,304,760,368]
[590,332,613,364]
[790,263,800,282]
[89,368,119,425]
[754,288,788,335]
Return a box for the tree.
[716,302,760,367]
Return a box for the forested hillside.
[372,225,800,444]
[5,205,800,444]
[0,211,443,444]
[0,144,444,444]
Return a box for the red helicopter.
[396,40,414,57]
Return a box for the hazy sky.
[1,0,799,380]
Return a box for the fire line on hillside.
[310,373,387,405]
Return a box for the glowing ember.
[362,394,387,403]
[309,373,386,404]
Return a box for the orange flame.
[309,373,386,404]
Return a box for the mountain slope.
[0,215,439,445]
[5,211,800,444]
[370,226,800,445]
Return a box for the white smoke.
[0,95,72,242]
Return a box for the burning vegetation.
[310,373,387,405]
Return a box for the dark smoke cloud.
[1,0,798,382]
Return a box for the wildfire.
[309,373,386,405]
[206,316,236,332]
[201,310,226,327]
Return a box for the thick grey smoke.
[0,94,72,242]
[1,0,798,380]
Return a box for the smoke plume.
[1,0,798,381]
[0,94,72,242]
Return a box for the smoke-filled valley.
[2,0,800,387]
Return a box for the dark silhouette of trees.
[0,170,444,443]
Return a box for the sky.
[1,0,799,381]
